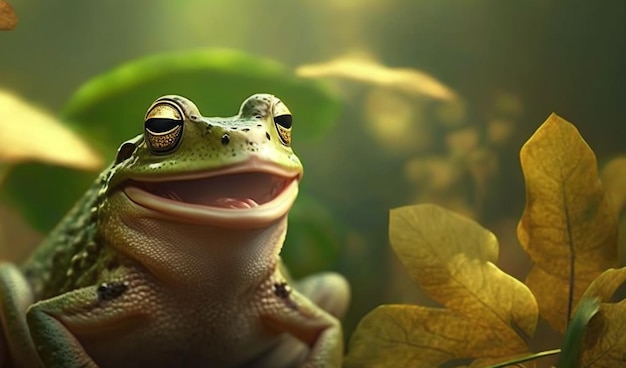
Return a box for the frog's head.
[109,94,303,229]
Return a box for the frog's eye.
[144,101,184,154]
[274,115,292,146]
[272,101,292,146]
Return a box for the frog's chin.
[122,164,300,229]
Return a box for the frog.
[0,94,350,368]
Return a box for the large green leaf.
[2,48,342,232]
[62,48,340,150]
[556,297,600,368]
[1,163,94,232]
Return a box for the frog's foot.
[294,272,350,319]
[25,281,142,368]
[0,263,40,368]
[255,272,350,368]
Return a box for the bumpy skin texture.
[0,94,350,368]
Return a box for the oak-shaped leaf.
[345,204,538,367]
[578,268,626,367]
[518,113,618,333]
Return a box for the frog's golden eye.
[144,101,184,154]
[272,101,292,146]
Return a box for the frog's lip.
[122,161,300,228]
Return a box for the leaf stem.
[485,349,561,368]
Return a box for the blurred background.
[1,0,625,365]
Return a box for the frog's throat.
[122,161,300,229]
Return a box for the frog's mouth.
[122,164,299,228]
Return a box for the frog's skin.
[0,94,350,368]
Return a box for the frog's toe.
[295,272,350,319]
[246,334,308,368]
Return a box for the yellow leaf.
[296,57,457,101]
[579,268,626,367]
[581,268,626,302]
[0,90,103,170]
[0,0,17,30]
[518,113,618,333]
[347,305,532,368]
[345,204,538,367]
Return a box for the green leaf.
[62,48,340,148]
[1,164,95,231]
[3,49,341,232]
[557,297,600,368]
[578,268,626,367]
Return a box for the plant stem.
[485,349,561,368]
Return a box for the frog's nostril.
[221,134,230,145]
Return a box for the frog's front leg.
[261,272,349,368]
[0,263,41,368]
[25,281,131,368]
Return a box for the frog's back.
[20,166,113,301]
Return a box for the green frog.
[0,94,349,368]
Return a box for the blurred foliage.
[282,194,345,279]
[297,56,457,101]
[0,90,102,170]
[600,157,626,267]
[0,0,16,30]
[346,115,626,367]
